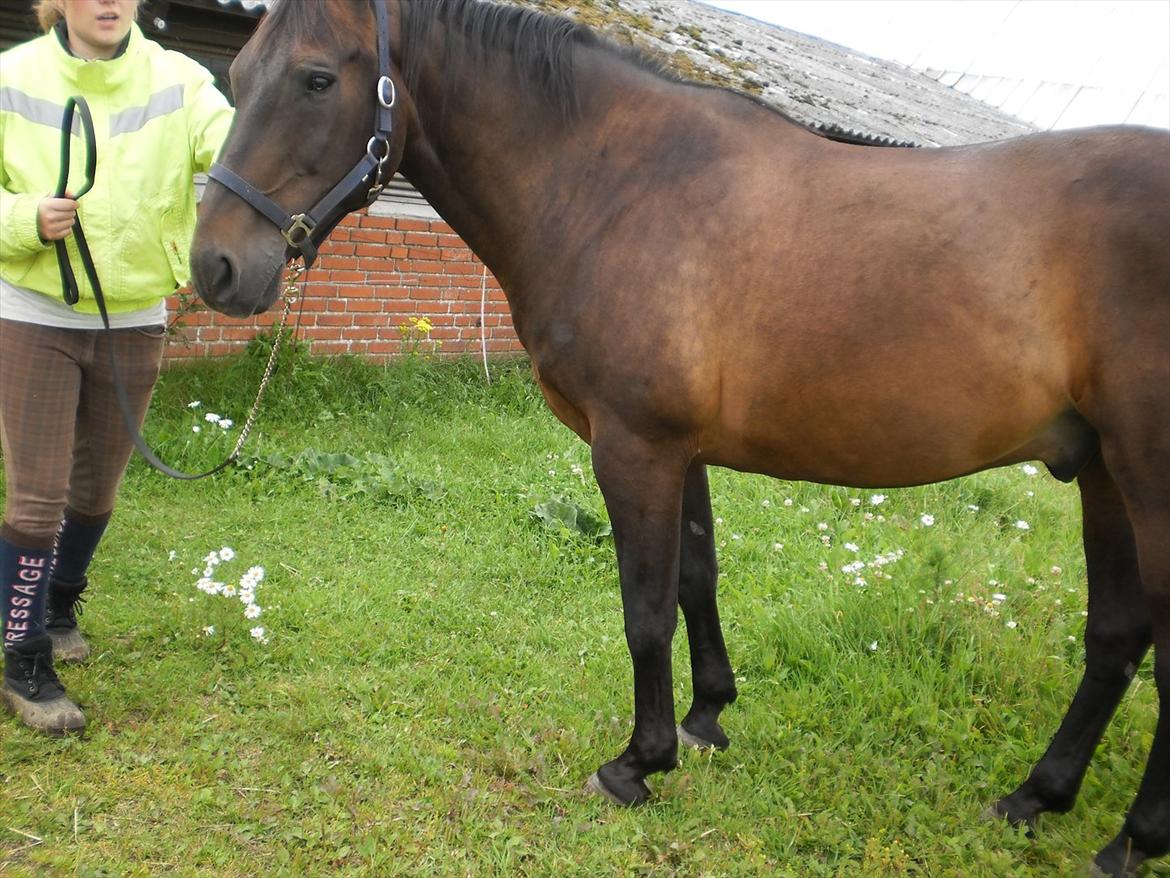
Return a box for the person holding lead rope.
[0,0,233,734]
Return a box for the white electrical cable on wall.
[480,264,492,385]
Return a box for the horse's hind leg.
[992,454,1151,827]
[1090,435,1170,877]
[677,463,738,751]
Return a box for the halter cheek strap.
[207,0,396,267]
[207,127,394,266]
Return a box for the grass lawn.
[0,349,1162,877]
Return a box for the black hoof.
[1089,863,1133,878]
[677,711,730,751]
[586,766,652,806]
[986,782,1067,836]
[983,799,1036,836]
[677,723,729,751]
[1093,832,1152,878]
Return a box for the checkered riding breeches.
[0,319,164,546]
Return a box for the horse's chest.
[532,363,592,443]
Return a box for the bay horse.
[189,1,1170,874]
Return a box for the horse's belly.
[701,388,1088,489]
[702,429,973,488]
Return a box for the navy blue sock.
[51,509,110,585]
[2,536,53,647]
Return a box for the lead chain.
[229,260,305,459]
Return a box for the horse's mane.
[262,0,913,145]
[260,0,355,46]
[401,0,679,116]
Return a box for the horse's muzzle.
[190,243,282,318]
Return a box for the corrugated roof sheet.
[901,1,1168,131]
[623,0,1032,145]
[918,69,1169,131]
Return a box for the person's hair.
[33,0,64,32]
[33,0,143,34]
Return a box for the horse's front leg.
[587,430,691,805]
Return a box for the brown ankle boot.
[2,634,86,736]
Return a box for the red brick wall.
[163,209,524,363]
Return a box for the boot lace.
[10,649,66,699]
[48,587,86,628]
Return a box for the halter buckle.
[283,214,314,249]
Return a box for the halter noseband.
[207,0,396,267]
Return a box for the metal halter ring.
[377,75,397,109]
[283,214,314,248]
[366,135,392,166]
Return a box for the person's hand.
[37,196,79,242]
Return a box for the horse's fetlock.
[694,668,736,703]
[1125,814,1170,858]
[702,687,736,712]
[632,739,677,774]
[1026,776,1078,814]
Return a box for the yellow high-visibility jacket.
[0,23,233,314]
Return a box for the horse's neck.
[398,36,667,293]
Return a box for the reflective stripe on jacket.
[0,24,233,314]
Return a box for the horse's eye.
[307,73,334,93]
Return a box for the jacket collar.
[54,20,132,61]
[50,22,145,93]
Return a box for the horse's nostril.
[192,245,240,310]
[213,255,237,297]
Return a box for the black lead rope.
[54,98,95,305]
[55,96,236,480]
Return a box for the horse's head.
[191,0,408,317]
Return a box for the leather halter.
[207,0,396,267]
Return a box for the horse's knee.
[1084,615,1151,678]
[625,623,676,660]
